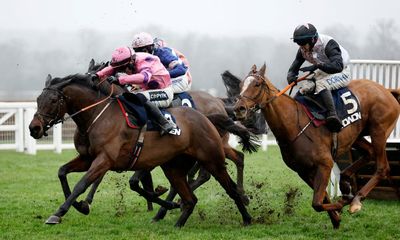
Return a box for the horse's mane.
[48,73,111,97]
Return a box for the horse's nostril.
[239,106,246,112]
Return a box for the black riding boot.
[143,101,177,135]
[319,89,343,132]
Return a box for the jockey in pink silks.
[95,46,178,135]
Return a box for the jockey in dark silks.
[287,23,351,132]
[131,32,192,94]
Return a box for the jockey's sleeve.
[318,40,344,74]
[118,68,152,85]
[287,49,305,79]
[96,66,114,78]
[169,63,188,78]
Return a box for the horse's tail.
[389,88,400,104]
[206,113,260,153]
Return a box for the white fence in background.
[1,59,400,154]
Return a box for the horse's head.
[29,73,95,139]
[233,63,272,121]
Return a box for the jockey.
[131,32,192,94]
[95,46,177,135]
[287,23,351,132]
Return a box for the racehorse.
[29,73,256,227]
[233,63,400,228]
[86,59,260,215]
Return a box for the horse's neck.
[64,85,105,130]
[262,94,302,143]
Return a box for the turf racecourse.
[1,146,399,240]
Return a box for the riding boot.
[319,89,343,132]
[143,101,177,135]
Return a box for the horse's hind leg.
[161,164,198,227]
[128,170,180,210]
[340,137,374,200]
[153,166,211,222]
[224,146,249,205]
[203,161,252,225]
[349,130,392,213]
[131,170,162,211]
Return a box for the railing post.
[262,134,268,151]
[53,123,62,154]
[24,108,36,155]
[15,108,24,152]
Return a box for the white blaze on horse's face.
[240,76,256,95]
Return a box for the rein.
[240,72,313,111]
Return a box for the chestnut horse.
[234,63,400,228]
[29,73,254,227]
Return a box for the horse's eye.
[50,97,58,103]
[255,82,261,87]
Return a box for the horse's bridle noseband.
[36,87,68,129]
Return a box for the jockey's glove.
[107,76,119,84]
[287,75,298,85]
[299,65,318,73]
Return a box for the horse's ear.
[45,74,52,87]
[88,59,95,71]
[250,64,257,74]
[258,62,267,76]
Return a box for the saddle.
[116,92,190,130]
[294,87,362,129]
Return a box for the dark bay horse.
[86,59,258,214]
[233,63,400,228]
[29,73,254,227]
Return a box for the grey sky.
[2,0,399,38]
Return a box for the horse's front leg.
[224,146,249,205]
[311,164,344,214]
[46,155,110,224]
[57,155,95,215]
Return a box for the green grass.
[1,146,399,240]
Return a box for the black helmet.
[292,23,318,46]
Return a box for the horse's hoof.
[75,201,90,215]
[243,219,252,226]
[241,195,250,206]
[349,199,362,214]
[45,215,62,224]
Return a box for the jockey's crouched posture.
[287,23,351,132]
[94,46,178,135]
[131,32,192,93]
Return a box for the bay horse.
[85,59,259,214]
[233,63,400,228]
[28,73,255,227]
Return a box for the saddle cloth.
[294,87,362,129]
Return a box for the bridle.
[238,73,277,112]
[36,83,115,132]
[36,87,68,130]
